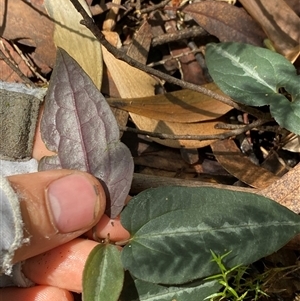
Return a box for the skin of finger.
[22,239,98,293]
[8,170,106,263]
[0,285,74,301]
[85,195,132,242]
[86,213,131,242]
[32,105,56,161]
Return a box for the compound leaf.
[205,42,300,135]
[121,186,300,285]
[83,244,124,301]
[39,48,133,218]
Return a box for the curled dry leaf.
[39,49,134,218]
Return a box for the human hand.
[0,80,133,299]
[1,169,130,300]
[1,111,130,300]
[0,169,103,300]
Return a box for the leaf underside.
[83,244,124,301]
[205,42,300,135]
[39,48,134,218]
[121,186,300,285]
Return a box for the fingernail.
[46,174,100,233]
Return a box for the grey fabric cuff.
[0,81,46,161]
[0,176,34,287]
[0,90,40,161]
[0,263,34,287]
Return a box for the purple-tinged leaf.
[39,48,133,218]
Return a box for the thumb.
[7,170,106,263]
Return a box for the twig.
[135,0,141,12]
[0,45,34,86]
[69,0,270,120]
[120,118,268,140]
[215,122,279,132]
[139,0,171,14]
[131,173,256,195]
[152,26,206,47]
[147,48,199,67]
[12,43,47,83]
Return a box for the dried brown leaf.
[183,2,266,46]
[131,115,229,148]
[101,47,157,98]
[169,44,207,85]
[0,38,34,82]
[239,0,300,60]
[0,0,56,73]
[44,0,102,89]
[282,135,300,153]
[211,139,279,188]
[107,83,232,123]
[126,21,152,65]
[102,23,229,149]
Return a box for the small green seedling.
[205,250,268,301]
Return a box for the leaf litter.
[1,0,300,299]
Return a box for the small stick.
[151,26,206,47]
[139,0,171,14]
[131,173,256,195]
[120,118,269,140]
[147,48,199,67]
[12,43,47,83]
[0,45,34,86]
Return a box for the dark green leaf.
[121,186,300,285]
[270,96,300,135]
[120,272,220,301]
[205,42,300,135]
[83,244,124,301]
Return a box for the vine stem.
[69,0,271,121]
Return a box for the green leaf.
[120,273,221,301]
[121,187,300,285]
[205,42,300,135]
[83,244,124,301]
[270,96,300,134]
[205,42,296,106]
